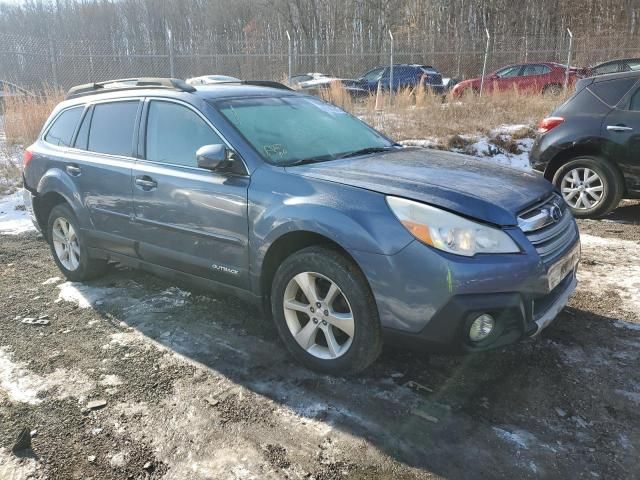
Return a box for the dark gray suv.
[22,78,580,374]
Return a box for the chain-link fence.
[1,29,640,92]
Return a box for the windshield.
[216,96,393,166]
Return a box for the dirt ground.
[1,203,639,480]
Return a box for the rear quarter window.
[44,107,83,147]
[87,101,139,157]
[556,87,611,116]
[588,77,638,107]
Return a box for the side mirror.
[196,144,231,171]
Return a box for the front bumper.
[349,233,579,353]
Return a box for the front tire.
[47,204,107,281]
[270,246,382,375]
[552,156,624,218]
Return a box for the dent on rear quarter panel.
[247,166,415,290]
[35,167,93,230]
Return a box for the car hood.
[286,148,553,226]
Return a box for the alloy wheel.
[52,217,81,271]
[560,167,604,210]
[282,271,355,360]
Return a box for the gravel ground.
[1,204,639,480]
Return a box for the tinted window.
[557,88,611,116]
[496,66,522,78]
[589,77,638,106]
[395,66,417,78]
[522,64,551,76]
[88,101,139,156]
[44,107,83,147]
[593,61,622,76]
[627,59,640,71]
[145,101,223,167]
[630,89,640,111]
[361,68,385,82]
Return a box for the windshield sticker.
[263,144,288,158]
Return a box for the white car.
[186,75,241,86]
[291,73,342,89]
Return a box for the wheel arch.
[543,143,624,191]
[33,168,91,238]
[259,230,367,310]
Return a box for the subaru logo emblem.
[549,204,562,222]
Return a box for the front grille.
[518,194,579,265]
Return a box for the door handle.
[66,164,81,176]
[607,125,634,132]
[135,176,157,190]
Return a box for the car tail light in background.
[538,117,565,134]
[23,149,33,168]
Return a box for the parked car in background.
[23,77,579,374]
[583,58,640,77]
[530,70,640,218]
[186,75,241,85]
[342,64,445,95]
[290,73,341,89]
[452,62,579,97]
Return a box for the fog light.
[469,314,495,342]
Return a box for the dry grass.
[321,85,571,143]
[3,88,64,146]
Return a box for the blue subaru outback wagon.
[22,78,580,374]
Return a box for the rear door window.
[589,77,639,107]
[522,64,551,76]
[145,100,223,168]
[87,101,139,157]
[44,107,83,147]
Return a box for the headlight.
[387,196,520,256]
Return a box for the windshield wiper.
[287,145,399,167]
[336,146,398,159]
[286,155,334,167]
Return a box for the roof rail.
[241,80,293,91]
[198,80,293,91]
[66,77,196,99]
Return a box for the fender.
[248,166,415,293]
[36,168,94,230]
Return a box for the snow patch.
[492,426,536,450]
[0,447,38,480]
[0,346,94,404]
[614,321,640,331]
[615,389,640,405]
[0,190,35,235]
[56,282,121,309]
[42,276,63,285]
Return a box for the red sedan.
[451,62,580,97]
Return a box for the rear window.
[588,77,638,107]
[44,107,83,147]
[88,101,139,156]
[556,87,611,116]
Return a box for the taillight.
[538,116,565,134]
[23,149,33,168]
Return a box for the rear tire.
[543,83,563,95]
[270,246,382,375]
[47,204,107,281]
[552,156,624,218]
